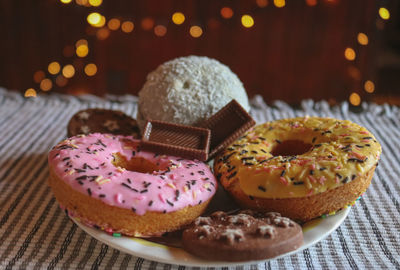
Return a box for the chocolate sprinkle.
[348,158,365,163]
[227,171,238,180]
[342,177,349,184]
[227,166,236,173]
[222,152,236,161]
[293,181,304,185]
[121,183,138,192]
[258,185,266,192]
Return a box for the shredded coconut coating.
[137,55,250,131]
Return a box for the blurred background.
[0,0,399,105]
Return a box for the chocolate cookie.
[67,109,140,138]
[182,210,303,261]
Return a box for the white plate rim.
[72,207,350,267]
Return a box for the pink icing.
[48,133,217,215]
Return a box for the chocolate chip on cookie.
[67,109,140,138]
[182,210,303,261]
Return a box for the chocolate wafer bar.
[141,120,211,161]
[199,99,255,159]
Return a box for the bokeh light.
[60,0,72,4]
[87,12,102,25]
[379,7,390,20]
[141,17,154,30]
[154,25,167,37]
[40,78,53,91]
[305,0,317,6]
[75,39,88,47]
[95,16,106,28]
[96,28,110,40]
[121,21,134,33]
[48,61,61,75]
[88,0,102,7]
[347,66,361,81]
[56,75,68,87]
[24,88,37,97]
[76,44,89,57]
[364,80,375,93]
[33,70,45,83]
[256,0,268,8]
[220,7,234,19]
[357,33,369,45]
[108,18,121,30]
[172,12,185,25]
[274,0,286,8]
[84,63,97,76]
[189,26,203,38]
[87,13,105,28]
[241,15,254,28]
[62,65,75,78]
[349,92,361,106]
[75,0,88,5]
[344,47,356,61]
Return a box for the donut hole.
[112,153,162,174]
[271,140,312,157]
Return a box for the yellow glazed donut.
[214,117,382,222]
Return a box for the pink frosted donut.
[48,133,217,236]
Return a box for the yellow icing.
[215,117,381,199]
[131,238,168,249]
[302,218,322,232]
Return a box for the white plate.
[72,207,350,267]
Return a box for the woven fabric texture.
[0,88,399,269]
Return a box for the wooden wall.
[0,0,386,104]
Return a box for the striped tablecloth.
[0,88,399,269]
